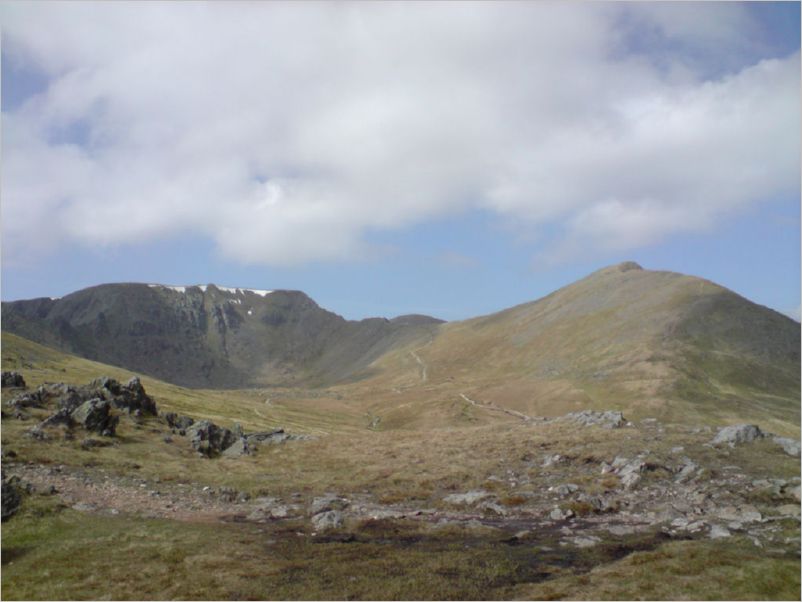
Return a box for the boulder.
[311,510,344,531]
[563,410,625,429]
[70,399,119,436]
[549,507,574,521]
[221,437,250,458]
[1,479,22,521]
[617,459,646,490]
[7,391,44,410]
[772,437,801,457]
[709,525,731,539]
[112,377,158,416]
[186,420,238,457]
[1,371,26,388]
[711,424,763,447]
[443,490,492,506]
[550,483,579,496]
[310,494,350,515]
[39,408,75,429]
[163,412,195,432]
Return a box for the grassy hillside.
[364,263,800,435]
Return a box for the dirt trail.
[410,350,428,382]
[459,393,533,422]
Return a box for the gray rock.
[569,535,601,548]
[549,507,574,521]
[71,398,118,436]
[1,480,22,521]
[185,420,238,457]
[443,490,492,506]
[7,391,44,410]
[675,459,698,483]
[1,371,26,388]
[772,437,801,457]
[542,454,564,468]
[617,459,645,490]
[712,424,763,447]
[311,510,344,531]
[550,483,580,496]
[775,504,800,517]
[606,524,636,536]
[111,376,158,416]
[221,437,250,458]
[563,410,625,429]
[163,412,195,431]
[709,525,731,539]
[310,494,350,514]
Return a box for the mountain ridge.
[2,263,799,426]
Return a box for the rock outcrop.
[711,424,764,447]
[1,371,26,388]
[562,410,626,429]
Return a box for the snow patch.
[216,286,273,297]
[247,309,253,316]
[148,284,186,293]
[146,283,273,297]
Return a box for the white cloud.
[1,2,798,267]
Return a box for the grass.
[2,332,800,600]
[512,537,800,601]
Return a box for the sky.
[1,1,800,321]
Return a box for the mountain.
[366,262,800,428]
[2,263,799,429]
[1,283,443,388]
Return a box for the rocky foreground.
[2,371,799,557]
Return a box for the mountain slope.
[1,284,442,388]
[366,262,800,428]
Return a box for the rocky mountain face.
[1,284,443,388]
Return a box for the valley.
[1,263,800,600]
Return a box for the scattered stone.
[71,502,96,512]
[71,399,118,436]
[711,424,763,447]
[709,525,731,539]
[563,410,625,429]
[772,437,801,457]
[443,490,492,506]
[670,446,684,454]
[1,371,26,388]
[311,510,344,531]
